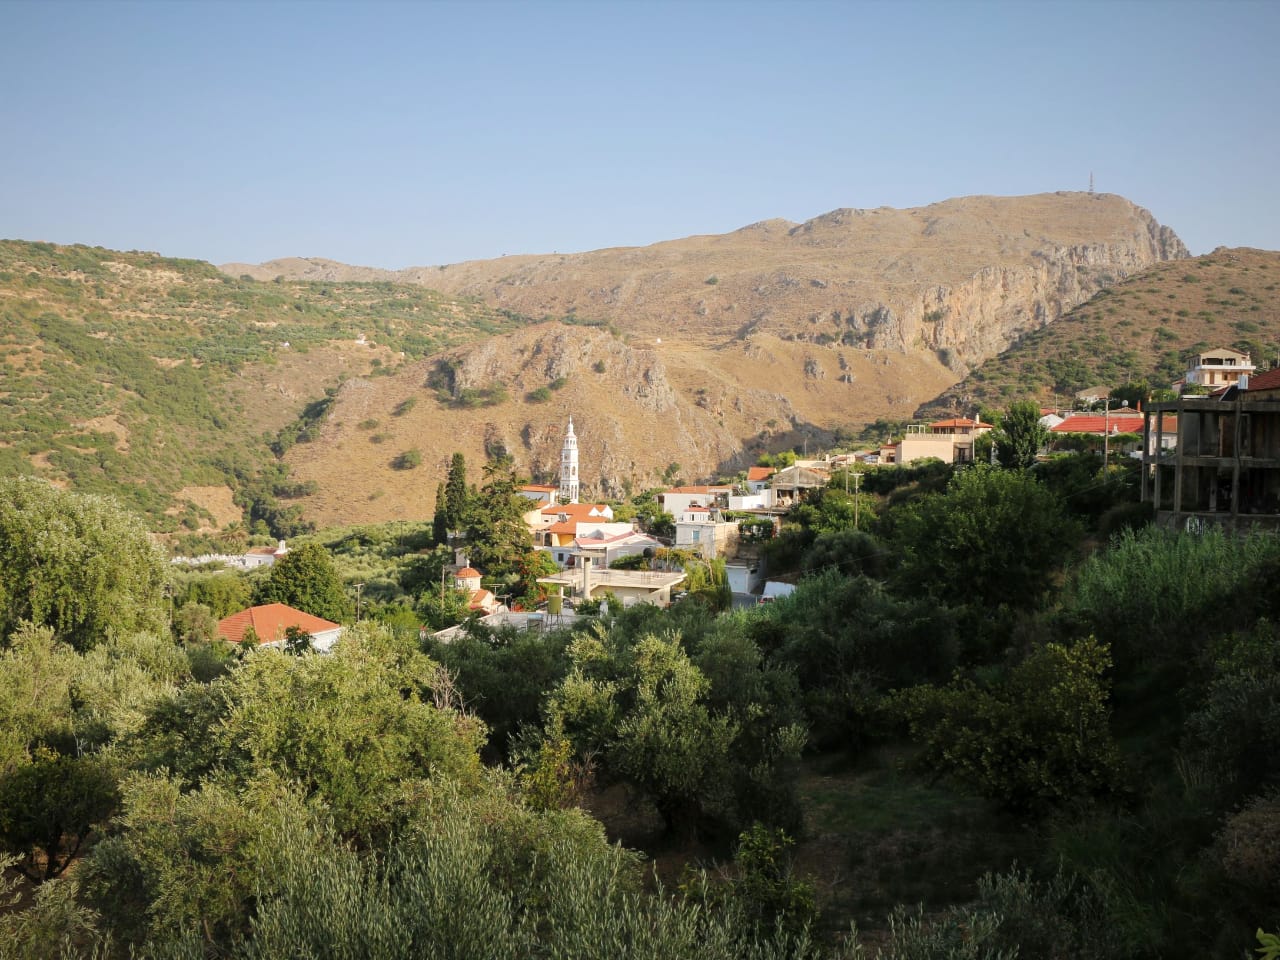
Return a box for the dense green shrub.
[0,478,167,649]
[1064,527,1280,675]
[894,637,1123,815]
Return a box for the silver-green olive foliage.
[0,478,167,650]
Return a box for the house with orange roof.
[1052,410,1178,456]
[454,565,500,614]
[525,501,615,532]
[524,501,628,567]
[216,603,343,652]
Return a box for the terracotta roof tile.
[1050,413,1145,434]
[1247,368,1280,392]
[217,603,341,645]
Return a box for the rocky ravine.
[282,322,954,527]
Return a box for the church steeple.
[559,416,579,504]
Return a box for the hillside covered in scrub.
[917,247,1280,417]
[0,240,529,532]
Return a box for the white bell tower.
[559,416,580,504]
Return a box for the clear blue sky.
[2,0,1276,267]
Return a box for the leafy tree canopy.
[0,478,166,649]
[255,541,353,623]
[991,400,1050,470]
[893,465,1078,615]
[895,637,1123,814]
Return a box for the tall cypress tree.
[444,452,468,532]
[432,482,449,545]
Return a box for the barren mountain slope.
[225,192,1187,374]
[284,321,952,528]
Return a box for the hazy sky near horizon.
[2,0,1277,267]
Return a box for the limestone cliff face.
[881,225,1191,372]
[225,192,1188,379]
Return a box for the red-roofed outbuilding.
[216,603,343,652]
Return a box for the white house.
[657,485,733,517]
[517,484,558,506]
[571,528,663,569]
[1183,347,1256,391]
[674,505,739,559]
[242,539,289,569]
[538,557,686,608]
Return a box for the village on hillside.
[177,345,1280,653]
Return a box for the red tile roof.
[456,567,481,578]
[1247,368,1280,392]
[746,466,777,482]
[1050,413,1145,434]
[468,589,495,611]
[217,603,341,645]
[929,417,991,430]
[664,485,732,494]
[520,484,558,492]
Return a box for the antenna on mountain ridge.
[1089,171,1095,195]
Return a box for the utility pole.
[353,582,365,621]
[1103,399,1129,470]
[853,472,862,528]
[1103,401,1109,467]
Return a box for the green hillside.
[0,240,529,532]
[917,247,1280,417]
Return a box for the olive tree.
[0,478,167,649]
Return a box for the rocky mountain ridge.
[224,192,1188,376]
